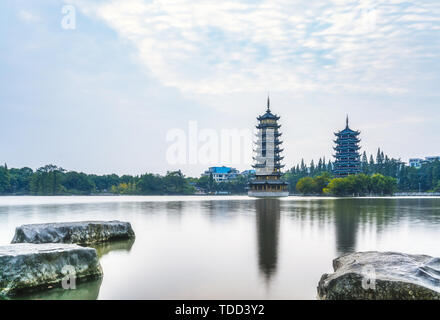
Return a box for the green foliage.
[296,173,331,195]
[61,171,95,195]
[434,181,440,193]
[163,170,194,194]
[30,165,66,195]
[137,173,164,194]
[296,177,317,195]
[9,167,33,194]
[1,151,439,196]
[323,174,397,196]
[0,164,11,193]
[287,149,440,194]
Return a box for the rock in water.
[11,221,135,245]
[318,251,440,300]
[0,243,103,296]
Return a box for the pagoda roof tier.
[249,180,289,185]
[333,150,361,154]
[334,161,360,168]
[257,97,280,121]
[333,147,361,151]
[256,124,281,129]
[252,164,285,169]
[333,138,361,144]
[334,152,361,156]
[334,130,360,137]
[253,147,283,153]
[254,138,283,145]
[257,114,280,121]
[334,144,361,148]
[333,158,361,162]
[255,171,283,176]
[334,117,360,135]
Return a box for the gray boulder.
[11,220,135,245]
[0,243,103,296]
[318,251,440,300]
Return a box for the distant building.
[202,166,239,183]
[248,97,289,197]
[409,156,440,168]
[333,116,361,177]
[409,158,423,168]
[241,170,256,176]
[425,156,440,162]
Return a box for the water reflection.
[1,196,440,299]
[4,239,136,300]
[333,199,360,255]
[6,278,103,301]
[90,238,135,258]
[255,199,280,281]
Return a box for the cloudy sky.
[1,0,439,177]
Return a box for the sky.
[1,0,439,177]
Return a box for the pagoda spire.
[267,95,271,113]
[346,115,349,129]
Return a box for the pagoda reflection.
[255,199,281,281]
[333,199,360,256]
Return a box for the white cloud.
[18,10,40,22]
[72,0,440,99]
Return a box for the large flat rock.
[0,243,103,296]
[11,220,135,245]
[318,251,440,300]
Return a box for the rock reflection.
[255,199,280,282]
[6,277,103,300]
[90,238,135,258]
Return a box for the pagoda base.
[248,191,289,198]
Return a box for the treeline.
[296,173,397,196]
[284,148,440,194]
[1,147,439,196]
[0,164,252,196]
[0,164,195,195]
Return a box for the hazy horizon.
[1,0,439,177]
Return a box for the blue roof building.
[202,166,239,183]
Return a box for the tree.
[0,164,11,194]
[61,171,95,194]
[323,178,348,196]
[163,170,194,194]
[296,177,317,195]
[30,165,65,195]
[314,172,331,194]
[361,151,369,174]
[137,173,164,194]
[9,167,33,194]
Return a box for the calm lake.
[1,196,440,300]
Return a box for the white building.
[409,156,440,168]
[409,158,423,168]
[202,166,240,183]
